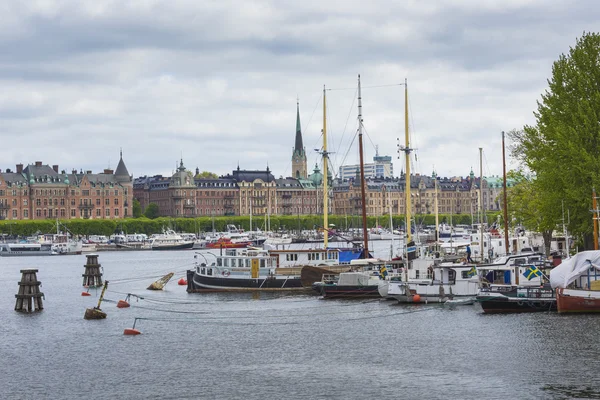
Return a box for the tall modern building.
[291,100,307,179]
[338,149,393,180]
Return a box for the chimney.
[53,165,59,173]
[16,164,23,173]
[35,161,42,167]
[86,170,92,174]
[72,169,77,174]
[103,169,114,174]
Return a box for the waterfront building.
[0,152,132,220]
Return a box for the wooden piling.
[82,254,103,287]
[15,269,44,312]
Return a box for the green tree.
[196,171,218,179]
[509,32,600,250]
[144,203,160,219]
[132,199,142,218]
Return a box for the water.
[1,243,600,400]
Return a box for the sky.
[0,0,596,181]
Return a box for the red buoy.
[412,294,421,302]
[178,278,187,285]
[81,292,91,297]
[123,328,141,335]
[117,300,130,308]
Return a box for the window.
[105,198,110,205]
[24,210,28,218]
[12,210,17,218]
[105,208,110,216]
[71,209,75,217]
[36,209,41,217]
[61,209,66,217]
[114,190,119,196]
[114,198,119,205]
[114,209,119,216]
[36,199,41,206]
[96,209,101,217]
[96,199,100,206]
[23,199,27,206]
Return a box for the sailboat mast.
[502,131,509,254]
[433,171,439,245]
[357,75,369,258]
[593,188,598,251]
[404,79,412,243]
[479,147,484,261]
[323,85,329,248]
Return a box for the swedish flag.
[523,265,542,280]
[379,265,388,279]
[467,266,477,277]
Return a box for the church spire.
[292,98,308,179]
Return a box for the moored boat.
[0,242,54,256]
[150,229,194,250]
[550,250,600,313]
[475,252,556,313]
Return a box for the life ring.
[222,269,230,277]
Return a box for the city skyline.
[1,1,595,179]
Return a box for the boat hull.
[556,288,600,313]
[186,270,307,292]
[312,283,381,299]
[152,242,194,250]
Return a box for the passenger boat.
[0,242,54,256]
[550,250,600,313]
[187,247,358,292]
[475,252,556,313]
[149,229,194,250]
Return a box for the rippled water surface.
[1,244,600,400]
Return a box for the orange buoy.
[412,294,421,302]
[123,328,141,335]
[178,278,187,285]
[81,292,91,296]
[117,300,130,308]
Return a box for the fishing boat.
[550,250,600,313]
[475,252,556,313]
[0,242,54,256]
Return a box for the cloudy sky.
[0,0,595,180]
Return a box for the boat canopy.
[338,272,373,286]
[550,250,600,289]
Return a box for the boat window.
[461,271,470,279]
[448,270,456,284]
[260,259,265,268]
[415,270,420,279]
[201,267,206,274]
[514,258,526,266]
[238,259,244,268]
[217,258,222,267]
[224,259,229,267]
[208,268,213,276]
[245,259,250,267]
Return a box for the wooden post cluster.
[15,269,44,312]
[82,254,103,287]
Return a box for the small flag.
[467,266,477,277]
[379,265,388,279]
[523,265,542,280]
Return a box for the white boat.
[444,297,475,307]
[149,229,194,250]
[0,242,54,256]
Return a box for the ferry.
[0,243,54,256]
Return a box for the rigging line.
[330,88,358,177]
[327,83,405,91]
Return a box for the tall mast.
[404,79,412,243]
[479,147,484,261]
[593,188,598,250]
[358,75,369,258]
[433,170,439,247]
[502,131,509,254]
[323,85,329,248]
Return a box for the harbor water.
[1,241,599,400]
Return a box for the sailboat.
[311,75,400,299]
[381,80,479,303]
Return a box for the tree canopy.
[195,171,218,179]
[144,203,160,219]
[509,31,600,249]
[132,199,142,218]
